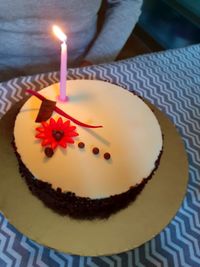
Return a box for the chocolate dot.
[45,147,54,158]
[104,152,111,160]
[93,147,99,155]
[52,130,64,141]
[78,142,85,149]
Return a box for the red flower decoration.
[36,117,79,150]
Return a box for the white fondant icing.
[14,80,162,199]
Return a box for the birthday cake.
[13,80,163,219]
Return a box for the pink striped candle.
[53,25,68,102]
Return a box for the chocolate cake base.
[12,140,163,220]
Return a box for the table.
[0,44,200,267]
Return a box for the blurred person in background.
[0,0,143,81]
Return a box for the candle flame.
[53,25,67,42]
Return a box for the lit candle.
[53,25,67,101]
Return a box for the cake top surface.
[14,80,162,199]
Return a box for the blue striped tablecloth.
[0,44,200,267]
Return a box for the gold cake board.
[0,101,188,256]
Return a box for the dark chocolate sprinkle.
[52,130,64,141]
[92,147,99,155]
[104,152,111,160]
[44,147,54,158]
[57,187,62,194]
[78,142,85,149]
